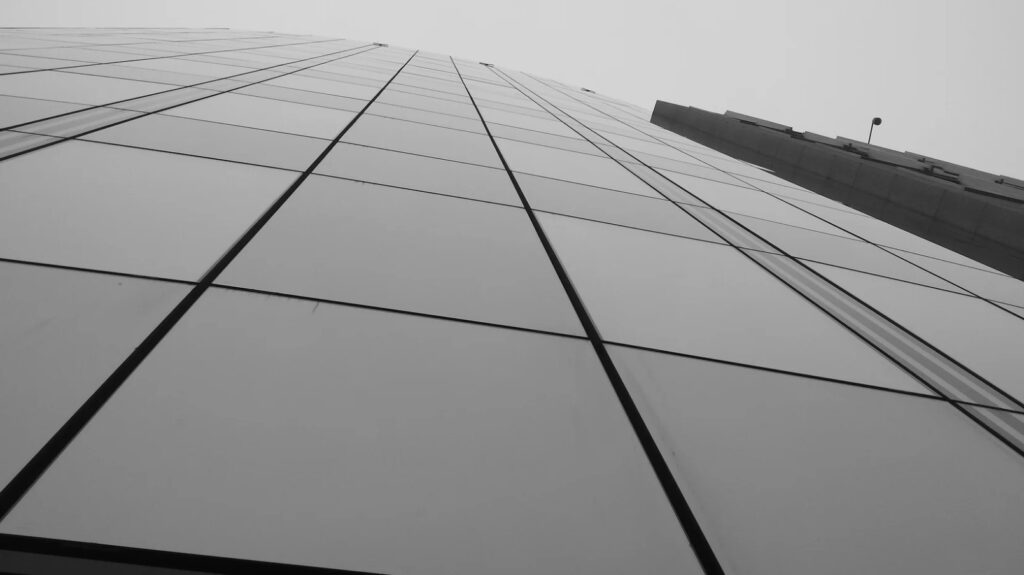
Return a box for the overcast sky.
[6,0,1023,178]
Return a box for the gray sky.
[6,0,1023,178]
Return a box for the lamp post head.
[872,117,883,126]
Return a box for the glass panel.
[0,131,60,159]
[894,250,1024,308]
[0,95,87,129]
[496,138,658,197]
[538,213,927,392]
[632,151,710,176]
[316,143,520,206]
[808,263,1024,403]
[655,162,753,187]
[393,74,466,97]
[403,67,458,82]
[659,171,856,236]
[0,262,187,490]
[694,154,773,180]
[479,107,579,137]
[959,404,1024,454]
[795,201,997,270]
[69,64,213,87]
[0,36,76,50]
[601,131,686,158]
[194,77,248,92]
[467,84,535,109]
[388,83,471,103]
[1,289,700,575]
[0,141,294,280]
[376,89,478,118]
[518,173,723,242]
[732,215,967,292]
[107,86,216,114]
[264,73,381,100]
[0,53,88,70]
[8,47,128,63]
[490,125,598,155]
[13,106,143,139]
[610,344,1024,575]
[0,70,169,105]
[736,176,864,213]
[477,96,549,118]
[296,69,381,89]
[220,176,582,335]
[232,82,366,112]
[342,114,501,167]
[366,101,485,133]
[322,63,393,82]
[84,114,327,171]
[996,301,1024,318]
[162,92,356,139]
[118,57,253,78]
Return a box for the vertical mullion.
[452,58,727,575]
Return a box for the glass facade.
[1,28,1023,575]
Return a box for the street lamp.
[868,117,882,144]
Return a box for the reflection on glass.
[1,289,701,575]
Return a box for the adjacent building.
[1,28,1024,575]
[651,101,1024,279]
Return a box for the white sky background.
[5,0,1023,178]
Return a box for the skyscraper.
[1,28,1023,575]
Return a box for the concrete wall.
[651,101,1024,280]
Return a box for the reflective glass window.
[518,173,722,242]
[490,125,597,155]
[316,143,520,205]
[119,57,252,77]
[600,131,684,158]
[0,53,86,70]
[0,131,60,158]
[610,344,1024,575]
[366,101,485,133]
[220,176,581,335]
[376,89,478,118]
[0,262,187,490]
[733,215,966,291]
[389,83,471,103]
[496,138,657,197]
[796,201,996,270]
[479,107,579,137]
[655,161,753,187]
[808,263,1024,403]
[265,73,382,100]
[0,141,294,280]
[233,83,366,112]
[393,74,467,97]
[538,213,927,392]
[0,70,169,105]
[895,250,1024,308]
[660,171,856,236]
[85,114,327,171]
[162,92,356,139]
[343,114,501,167]
[0,94,87,129]
[735,176,864,213]
[63,64,210,87]
[0,290,698,575]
